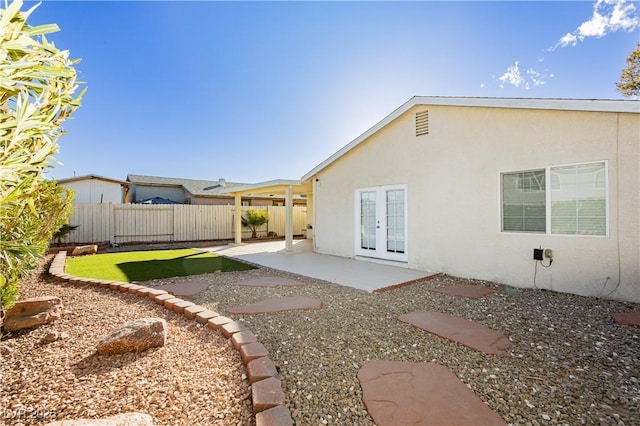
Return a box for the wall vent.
[415,110,429,136]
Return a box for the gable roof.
[57,174,129,186]
[126,174,247,197]
[301,96,640,181]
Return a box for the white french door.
[355,185,407,262]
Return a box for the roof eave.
[56,174,130,186]
[223,179,311,196]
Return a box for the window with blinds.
[502,170,546,232]
[550,162,606,235]
[501,161,607,236]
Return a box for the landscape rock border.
[48,251,292,426]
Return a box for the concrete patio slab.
[228,295,322,314]
[203,240,433,292]
[398,310,511,354]
[233,276,304,288]
[358,361,506,426]
[431,284,494,299]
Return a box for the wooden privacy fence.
[61,203,308,245]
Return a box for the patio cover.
[223,179,312,251]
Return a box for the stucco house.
[126,174,307,206]
[57,174,129,204]
[228,96,639,303]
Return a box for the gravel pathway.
[173,266,638,426]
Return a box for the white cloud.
[498,61,553,90]
[498,62,528,89]
[551,0,639,50]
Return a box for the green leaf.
[26,23,60,36]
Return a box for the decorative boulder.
[3,296,63,332]
[97,318,167,355]
[71,245,98,256]
[45,412,153,425]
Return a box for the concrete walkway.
[202,239,432,292]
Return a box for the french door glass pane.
[360,191,376,250]
[386,189,405,253]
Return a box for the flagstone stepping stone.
[154,281,210,296]
[398,310,511,354]
[612,311,640,327]
[228,295,321,314]
[358,361,506,426]
[233,276,303,287]
[431,284,494,299]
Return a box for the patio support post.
[285,185,293,252]
[234,193,242,244]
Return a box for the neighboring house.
[230,96,639,303]
[126,174,307,206]
[57,174,129,204]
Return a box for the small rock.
[0,344,14,355]
[97,318,167,355]
[71,245,98,256]
[42,331,69,343]
[3,296,64,332]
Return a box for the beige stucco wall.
[192,196,306,206]
[312,105,639,302]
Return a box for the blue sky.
[27,0,639,183]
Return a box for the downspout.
[312,176,318,251]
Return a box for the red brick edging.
[372,272,444,293]
[48,251,292,426]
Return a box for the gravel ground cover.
[180,266,638,426]
[0,257,253,426]
[2,243,639,426]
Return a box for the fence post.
[234,195,242,244]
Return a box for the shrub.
[0,0,85,331]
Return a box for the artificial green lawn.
[65,248,254,282]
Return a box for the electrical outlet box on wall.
[533,248,544,260]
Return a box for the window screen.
[550,162,606,235]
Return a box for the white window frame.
[500,160,609,237]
